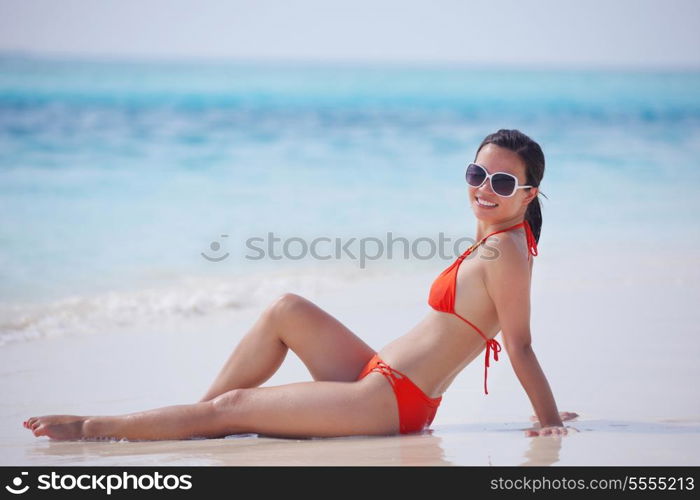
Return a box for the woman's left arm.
[484,235,574,436]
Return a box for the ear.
[523,186,538,205]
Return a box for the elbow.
[505,342,533,359]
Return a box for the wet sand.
[2,252,699,466]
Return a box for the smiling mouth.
[476,196,499,208]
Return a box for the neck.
[475,214,526,242]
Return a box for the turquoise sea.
[1,55,699,343]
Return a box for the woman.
[24,129,576,441]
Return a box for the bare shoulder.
[480,230,530,276]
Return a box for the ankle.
[82,417,112,440]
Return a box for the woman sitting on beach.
[24,129,577,441]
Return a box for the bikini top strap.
[464,222,518,257]
[478,220,539,257]
[523,219,539,257]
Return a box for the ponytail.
[525,194,542,244]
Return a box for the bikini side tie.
[484,338,502,395]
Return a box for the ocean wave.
[0,266,380,346]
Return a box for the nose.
[477,177,495,195]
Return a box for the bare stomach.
[377,309,497,399]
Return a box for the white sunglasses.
[465,163,533,198]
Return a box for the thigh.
[212,377,398,437]
[270,293,376,382]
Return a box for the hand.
[525,425,575,437]
[530,411,578,425]
[525,411,579,437]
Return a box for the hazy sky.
[1,0,699,68]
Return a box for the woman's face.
[469,144,538,223]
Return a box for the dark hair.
[474,129,547,244]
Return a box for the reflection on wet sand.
[519,436,562,466]
[28,431,453,466]
[24,419,700,466]
[429,421,574,466]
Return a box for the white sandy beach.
[2,0,700,470]
[1,244,700,466]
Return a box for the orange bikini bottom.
[357,354,442,434]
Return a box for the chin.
[472,211,500,224]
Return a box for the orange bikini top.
[428,220,538,394]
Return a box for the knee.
[266,293,308,321]
[209,389,251,435]
[211,388,246,413]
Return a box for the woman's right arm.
[483,234,572,436]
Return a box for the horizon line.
[2,50,699,74]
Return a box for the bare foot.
[23,415,88,440]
